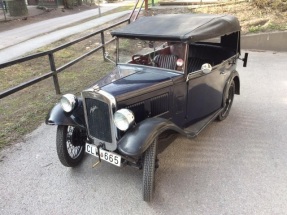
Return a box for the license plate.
[85,143,121,167]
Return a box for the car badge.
[90,105,98,114]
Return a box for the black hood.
[95,64,181,98]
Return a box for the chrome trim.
[82,89,118,151]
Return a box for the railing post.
[101,31,106,61]
[128,0,140,23]
[134,0,146,21]
[48,53,61,95]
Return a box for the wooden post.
[145,0,148,11]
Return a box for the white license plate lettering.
[86,143,98,157]
[85,144,121,167]
[99,149,121,167]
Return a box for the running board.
[184,109,223,139]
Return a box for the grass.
[248,22,287,33]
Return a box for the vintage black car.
[46,14,248,202]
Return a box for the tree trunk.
[63,0,82,8]
[7,0,28,17]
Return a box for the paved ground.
[0,50,287,214]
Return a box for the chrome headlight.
[60,94,77,112]
[113,109,135,131]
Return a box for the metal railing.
[0,0,145,99]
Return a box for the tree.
[63,0,82,9]
[7,0,28,16]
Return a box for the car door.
[186,63,227,124]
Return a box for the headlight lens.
[60,94,77,112]
[113,109,135,131]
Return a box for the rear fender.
[223,70,240,103]
[117,118,185,158]
[45,99,86,129]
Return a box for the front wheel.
[218,80,235,121]
[56,125,86,167]
[143,139,157,202]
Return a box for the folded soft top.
[111,14,240,42]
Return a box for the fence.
[0,0,145,99]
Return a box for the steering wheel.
[132,55,149,65]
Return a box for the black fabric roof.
[111,14,240,42]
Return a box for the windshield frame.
[115,37,188,74]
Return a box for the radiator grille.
[85,98,112,143]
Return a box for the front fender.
[117,118,185,158]
[45,99,86,129]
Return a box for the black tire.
[56,125,86,167]
[218,80,235,121]
[143,139,157,202]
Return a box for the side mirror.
[201,63,212,74]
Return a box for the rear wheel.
[218,80,235,121]
[143,139,157,202]
[56,125,86,167]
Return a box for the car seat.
[153,54,178,70]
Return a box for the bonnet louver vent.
[125,93,169,122]
[150,93,169,117]
[126,102,145,123]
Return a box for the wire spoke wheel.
[56,125,86,167]
[66,126,83,159]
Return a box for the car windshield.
[117,38,187,73]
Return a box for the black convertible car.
[46,14,248,202]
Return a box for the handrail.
[134,0,145,21]
[128,0,141,22]
[0,0,146,100]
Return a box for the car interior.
[187,43,237,73]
